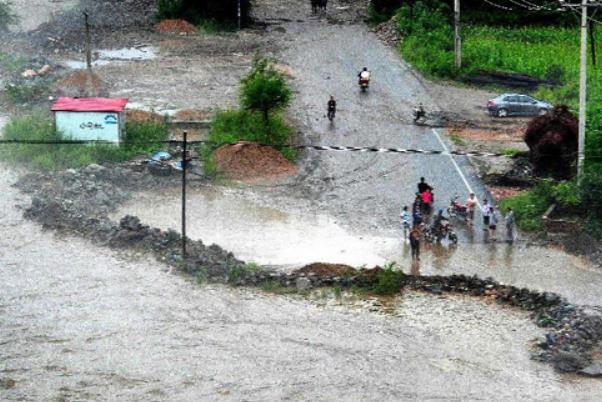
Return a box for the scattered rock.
[295,277,312,291]
[21,69,37,78]
[578,363,602,377]
[0,378,16,389]
[552,351,589,372]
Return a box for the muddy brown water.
[2,170,601,400]
[115,186,602,309]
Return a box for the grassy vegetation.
[395,2,602,234]
[198,17,236,33]
[372,262,406,295]
[0,114,168,170]
[200,57,296,174]
[500,147,524,158]
[450,134,465,146]
[499,180,581,232]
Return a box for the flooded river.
[2,170,601,400]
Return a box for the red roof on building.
[51,97,128,113]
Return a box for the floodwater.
[63,47,157,70]
[116,186,602,308]
[2,169,601,400]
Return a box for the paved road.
[277,11,488,238]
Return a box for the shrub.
[372,262,405,295]
[240,57,292,125]
[0,0,17,32]
[156,0,251,27]
[4,79,50,105]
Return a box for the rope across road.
[0,138,509,158]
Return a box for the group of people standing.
[400,177,516,261]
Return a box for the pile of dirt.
[449,126,526,142]
[213,141,296,181]
[174,108,212,121]
[127,109,165,123]
[487,186,524,202]
[296,263,357,278]
[56,70,106,97]
[154,19,198,35]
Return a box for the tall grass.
[0,114,168,170]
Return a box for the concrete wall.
[55,111,122,142]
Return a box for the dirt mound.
[57,70,106,97]
[213,142,296,181]
[373,16,400,46]
[127,109,165,123]
[174,108,212,121]
[296,263,357,278]
[154,19,197,35]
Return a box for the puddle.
[63,46,157,70]
[113,187,397,267]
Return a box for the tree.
[157,0,252,26]
[240,58,291,125]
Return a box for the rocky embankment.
[14,163,602,376]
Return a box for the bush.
[240,58,292,124]
[372,262,405,295]
[0,114,168,170]
[156,0,251,26]
[4,79,50,105]
[0,0,17,32]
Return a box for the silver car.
[487,94,552,117]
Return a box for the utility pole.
[578,0,588,177]
[83,11,92,71]
[561,0,601,176]
[454,0,461,68]
[238,0,242,30]
[181,131,188,258]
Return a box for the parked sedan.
[487,94,552,117]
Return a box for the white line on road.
[432,128,482,209]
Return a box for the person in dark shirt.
[409,226,421,261]
[417,177,433,194]
[327,96,336,120]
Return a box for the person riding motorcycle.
[327,95,336,120]
[358,67,371,85]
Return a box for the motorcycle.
[447,195,468,221]
[413,107,426,124]
[422,220,458,244]
[359,78,370,92]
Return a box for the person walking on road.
[327,95,336,121]
[409,226,421,261]
[505,207,515,243]
[401,205,411,240]
[481,199,491,230]
[466,192,477,226]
